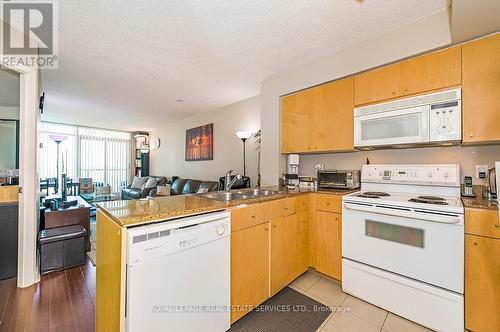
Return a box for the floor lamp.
[236,131,252,176]
[49,134,67,194]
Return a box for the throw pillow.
[95,185,111,195]
[156,185,171,196]
[144,177,158,189]
[196,187,209,194]
[131,176,148,189]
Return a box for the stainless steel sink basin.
[198,191,253,202]
[198,189,281,202]
[235,188,281,196]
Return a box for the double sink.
[198,188,282,203]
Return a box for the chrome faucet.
[225,170,243,192]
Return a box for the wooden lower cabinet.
[270,214,298,296]
[465,234,500,332]
[315,211,342,281]
[230,222,270,323]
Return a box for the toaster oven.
[317,170,360,189]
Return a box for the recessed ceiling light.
[175,99,184,103]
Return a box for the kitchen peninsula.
[96,188,354,331]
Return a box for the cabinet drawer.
[296,195,310,212]
[315,194,342,213]
[231,204,267,232]
[271,198,296,219]
[297,211,308,233]
[465,208,500,239]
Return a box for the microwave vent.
[355,88,461,117]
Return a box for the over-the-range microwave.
[354,88,462,150]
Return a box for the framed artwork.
[185,123,213,161]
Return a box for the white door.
[126,233,230,332]
[342,201,464,293]
[354,106,429,147]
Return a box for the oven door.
[342,201,464,293]
[354,106,429,148]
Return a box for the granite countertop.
[461,186,498,211]
[98,186,358,227]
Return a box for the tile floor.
[288,269,434,332]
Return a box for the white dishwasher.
[126,210,230,332]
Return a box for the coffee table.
[80,193,118,205]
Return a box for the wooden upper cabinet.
[281,76,354,154]
[281,89,313,153]
[354,46,461,106]
[354,63,401,105]
[399,46,461,96]
[311,77,354,152]
[462,33,500,144]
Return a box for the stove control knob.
[428,172,433,178]
[443,172,449,178]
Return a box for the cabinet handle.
[326,202,330,206]
[469,133,474,137]
[284,207,288,211]
[392,91,396,95]
[403,88,408,92]
[495,224,499,228]
[473,241,478,246]
[272,225,277,229]
[264,227,269,231]
[251,215,256,219]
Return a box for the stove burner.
[417,196,445,201]
[356,192,391,198]
[409,198,449,205]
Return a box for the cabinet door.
[399,46,461,96]
[231,223,270,323]
[315,211,342,281]
[270,214,297,295]
[462,34,500,144]
[465,234,500,332]
[354,63,401,105]
[281,89,313,153]
[311,77,354,152]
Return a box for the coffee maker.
[285,154,299,187]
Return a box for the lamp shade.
[49,134,67,143]
[236,131,252,140]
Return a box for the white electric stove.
[342,164,464,332]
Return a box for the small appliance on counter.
[482,166,497,200]
[284,154,300,188]
[461,176,475,197]
[317,169,360,190]
[496,162,500,204]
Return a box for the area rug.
[229,287,331,332]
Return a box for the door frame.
[2,63,40,287]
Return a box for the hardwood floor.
[0,258,95,332]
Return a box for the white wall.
[150,96,261,185]
[260,9,453,185]
[298,145,500,185]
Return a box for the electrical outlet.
[475,165,489,179]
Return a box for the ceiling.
[0,68,20,108]
[41,0,449,131]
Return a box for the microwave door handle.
[343,203,462,224]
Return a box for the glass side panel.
[361,113,420,140]
[365,220,424,248]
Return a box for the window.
[39,122,131,192]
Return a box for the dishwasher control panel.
[126,211,230,266]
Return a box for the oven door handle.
[343,202,462,224]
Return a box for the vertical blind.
[39,122,131,192]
